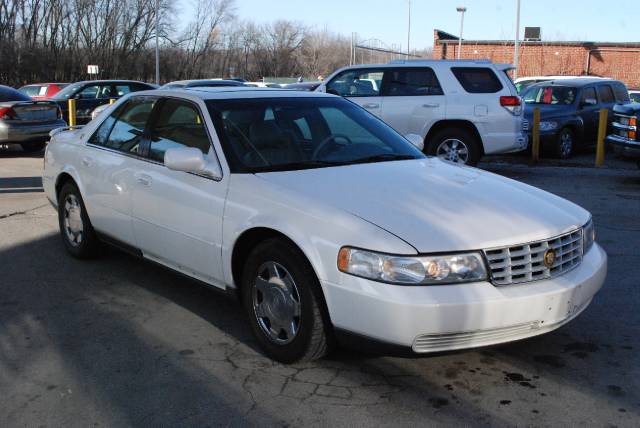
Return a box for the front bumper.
[322,243,607,354]
[607,134,640,159]
[0,120,67,143]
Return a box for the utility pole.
[514,0,521,79]
[155,0,160,85]
[406,0,411,59]
[456,6,467,59]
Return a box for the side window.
[383,68,443,96]
[612,83,630,103]
[78,85,100,99]
[147,99,211,163]
[581,87,596,103]
[451,67,503,93]
[326,69,384,97]
[597,85,615,103]
[89,98,156,154]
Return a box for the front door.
[325,68,385,118]
[130,97,227,286]
[578,87,600,144]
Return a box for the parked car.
[43,87,606,363]
[282,82,322,91]
[317,59,528,166]
[51,80,156,124]
[521,78,630,158]
[18,83,69,100]
[629,90,640,103]
[514,75,605,94]
[161,79,247,90]
[0,85,66,152]
[606,103,640,168]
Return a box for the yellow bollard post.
[595,108,608,167]
[531,107,540,163]
[109,98,115,105]
[68,99,77,127]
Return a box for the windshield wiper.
[251,160,341,172]
[338,154,417,165]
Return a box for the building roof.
[434,29,640,48]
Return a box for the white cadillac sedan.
[43,88,607,363]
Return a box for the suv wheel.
[57,182,101,258]
[241,239,331,363]
[427,128,481,166]
[555,128,574,159]
[20,141,46,153]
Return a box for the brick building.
[432,29,640,89]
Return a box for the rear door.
[325,68,385,118]
[379,67,445,137]
[81,96,157,245]
[129,97,227,286]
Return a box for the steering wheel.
[312,134,353,160]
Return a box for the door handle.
[422,103,440,108]
[363,103,380,109]
[81,157,93,167]
[134,173,152,186]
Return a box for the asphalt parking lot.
[1,147,639,427]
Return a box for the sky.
[227,0,637,51]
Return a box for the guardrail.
[529,107,609,167]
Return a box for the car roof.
[71,80,152,85]
[136,87,336,100]
[528,78,619,87]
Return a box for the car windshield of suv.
[51,82,83,100]
[207,97,424,172]
[522,85,577,105]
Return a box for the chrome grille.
[484,229,583,286]
[522,119,530,131]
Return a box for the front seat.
[245,121,303,167]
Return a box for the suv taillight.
[0,107,16,120]
[500,96,522,116]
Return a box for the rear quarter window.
[451,67,503,93]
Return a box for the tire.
[426,128,481,166]
[241,238,331,363]
[20,141,46,153]
[57,181,101,259]
[553,128,575,159]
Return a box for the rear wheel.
[57,182,101,258]
[241,239,331,363]
[20,141,46,153]
[426,128,481,166]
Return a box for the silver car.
[0,85,67,152]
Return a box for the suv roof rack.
[388,59,492,65]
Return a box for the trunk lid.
[8,101,60,123]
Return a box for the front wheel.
[241,239,331,363]
[554,128,575,159]
[426,128,481,166]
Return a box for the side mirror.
[164,147,222,180]
[581,97,597,107]
[405,134,424,151]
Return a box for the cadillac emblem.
[543,249,556,268]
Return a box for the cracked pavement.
[1,146,639,427]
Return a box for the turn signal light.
[630,131,637,140]
[630,117,637,127]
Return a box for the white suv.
[318,60,528,166]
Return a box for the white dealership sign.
[87,65,99,75]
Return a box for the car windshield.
[522,85,577,105]
[207,97,424,173]
[51,82,83,100]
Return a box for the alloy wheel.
[63,194,84,247]
[436,139,470,164]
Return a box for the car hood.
[256,159,590,253]
[612,102,640,115]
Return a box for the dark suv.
[522,78,630,158]
[51,80,156,124]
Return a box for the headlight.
[583,218,595,253]
[539,121,559,131]
[337,247,488,285]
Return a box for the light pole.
[155,0,160,85]
[514,0,521,79]
[456,6,466,59]
[406,0,411,59]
